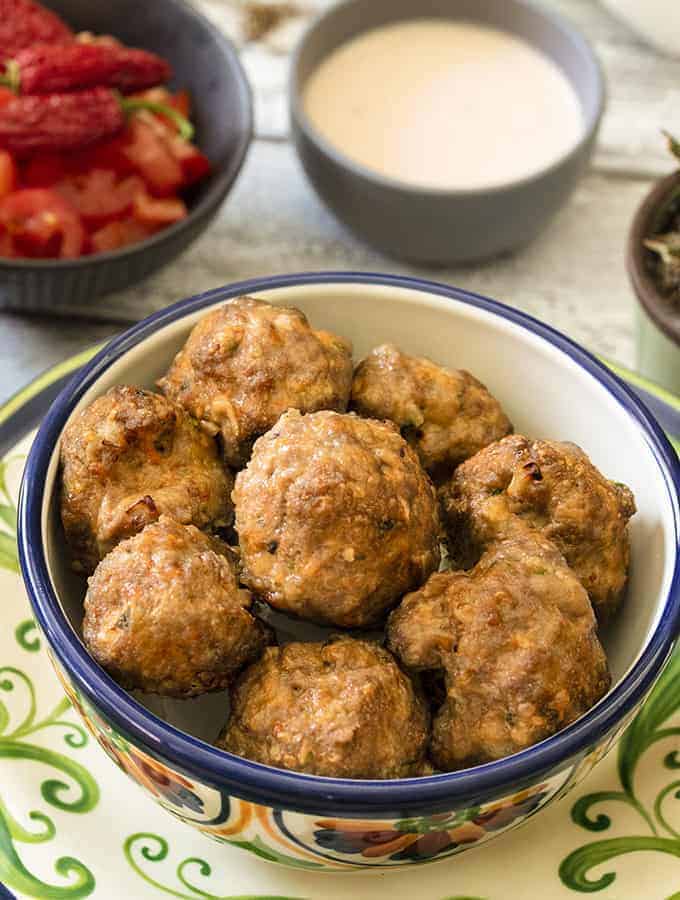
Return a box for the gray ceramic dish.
[290,0,605,265]
[627,171,680,395]
[0,0,252,315]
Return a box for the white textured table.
[1,0,678,404]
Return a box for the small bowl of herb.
[627,133,680,394]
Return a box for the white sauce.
[302,20,585,190]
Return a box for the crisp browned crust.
[83,516,268,697]
[351,343,512,477]
[439,435,636,622]
[233,409,441,627]
[387,528,611,770]
[158,296,353,468]
[220,637,430,778]
[60,385,233,574]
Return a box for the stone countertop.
[1,0,678,404]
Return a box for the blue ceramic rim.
[18,271,680,817]
[0,0,253,271]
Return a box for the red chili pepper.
[0,87,123,155]
[9,42,171,95]
[0,0,72,57]
[0,87,193,156]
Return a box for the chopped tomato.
[21,153,67,187]
[0,189,84,258]
[133,192,187,227]
[56,170,145,227]
[165,137,210,186]
[90,218,154,253]
[171,89,191,119]
[137,111,210,187]
[121,116,183,196]
[73,135,136,177]
[0,151,17,199]
[0,87,15,110]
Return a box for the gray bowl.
[290,0,604,265]
[0,0,252,314]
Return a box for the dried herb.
[241,1,303,42]
[644,132,680,307]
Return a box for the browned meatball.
[234,410,441,627]
[219,637,430,778]
[387,528,610,771]
[158,296,353,468]
[83,516,268,697]
[60,386,233,574]
[351,344,512,476]
[439,435,636,623]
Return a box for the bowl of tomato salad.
[0,0,252,312]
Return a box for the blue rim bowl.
[18,272,680,818]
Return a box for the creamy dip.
[302,20,585,190]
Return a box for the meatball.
[219,637,430,778]
[439,435,636,623]
[158,296,353,468]
[351,344,512,476]
[387,528,610,770]
[234,410,441,627]
[60,386,233,574]
[83,516,268,697]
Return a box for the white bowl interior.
[43,282,676,745]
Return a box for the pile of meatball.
[60,296,636,779]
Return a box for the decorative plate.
[0,351,679,900]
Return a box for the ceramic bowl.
[627,171,680,395]
[18,273,680,871]
[0,0,252,314]
[290,0,605,265]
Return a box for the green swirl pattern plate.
[0,351,679,900]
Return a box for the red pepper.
[0,87,193,156]
[0,0,72,57]
[0,87,123,155]
[9,42,171,95]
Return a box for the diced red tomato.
[55,169,145,227]
[0,189,84,258]
[0,88,16,110]
[171,89,191,119]
[132,191,187,228]
[165,136,210,186]
[90,217,153,254]
[72,135,136,177]
[21,153,67,187]
[121,115,183,196]
[134,110,210,187]
[0,151,17,199]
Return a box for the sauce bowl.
[290,0,605,265]
[18,273,680,870]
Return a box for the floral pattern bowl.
[17,272,680,871]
